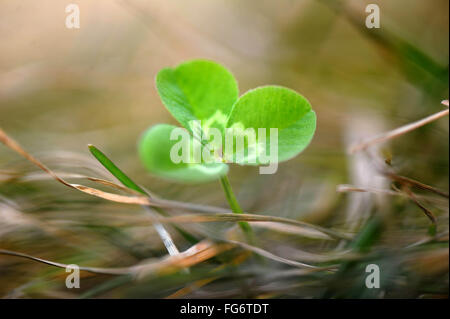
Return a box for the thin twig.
[403,186,437,225]
[386,172,449,199]
[337,184,448,206]
[350,101,449,153]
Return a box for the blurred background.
[0,0,448,298]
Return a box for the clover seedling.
[138,59,316,239]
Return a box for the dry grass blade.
[405,230,449,249]
[0,240,232,279]
[403,187,437,225]
[154,198,231,214]
[0,127,350,244]
[71,185,151,205]
[86,176,143,194]
[386,173,449,199]
[350,102,449,153]
[1,171,141,195]
[337,184,449,209]
[155,213,352,240]
[0,249,133,275]
[164,251,250,299]
[88,144,183,256]
[337,184,400,196]
[0,128,241,214]
[226,240,336,270]
[0,127,153,206]
[135,240,233,279]
[250,222,332,240]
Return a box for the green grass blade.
[88,144,199,245]
[88,144,146,194]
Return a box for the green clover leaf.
[138,59,316,183]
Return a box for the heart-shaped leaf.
[225,86,316,164]
[156,60,239,133]
[138,124,229,183]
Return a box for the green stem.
[219,175,253,241]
